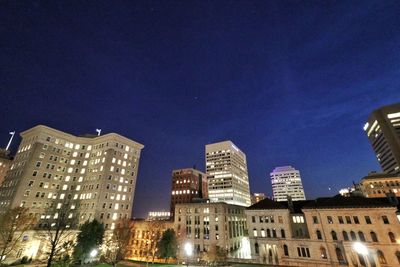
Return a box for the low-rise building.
[174,202,250,262]
[251,193,267,205]
[359,172,400,198]
[127,219,174,261]
[246,196,400,267]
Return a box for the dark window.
[358,231,365,242]
[365,216,372,224]
[389,232,396,243]
[316,230,322,240]
[331,230,337,240]
[377,250,387,264]
[283,244,289,256]
[343,231,349,241]
[354,216,360,224]
[255,243,259,254]
[327,216,333,224]
[382,216,389,224]
[281,229,285,238]
[338,216,344,224]
[336,248,345,264]
[370,231,378,242]
[312,216,318,224]
[345,216,351,224]
[350,231,357,240]
[252,216,255,223]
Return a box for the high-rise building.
[206,141,251,207]
[364,103,400,174]
[170,168,208,216]
[270,166,306,202]
[0,148,12,185]
[0,125,144,230]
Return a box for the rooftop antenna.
[96,129,102,136]
[6,131,15,150]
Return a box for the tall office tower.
[0,149,12,185]
[206,141,251,207]
[0,125,143,230]
[170,168,208,216]
[270,166,306,202]
[364,103,400,174]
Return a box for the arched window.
[350,231,357,240]
[389,232,396,243]
[358,231,365,242]
[261,228,265,237]
[331,230,337,240]
[343,231,349,241]
[266,229,271,238]
[283,244,289,256]
[320,247,327,259]
[255,243,259,254]
[316,230,322,240]
[272,229,277,238]
[370,231,378,242]
[281,229,285,238]
[377,250,387,264]
[396,251,400,264]
[336,247,345,263]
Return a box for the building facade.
[246,196,400,267]
[170,168,208,216]
[270,166,306,202]
[174,202,250,261]
[359,172,400,198]
[364,103,400,175]
[127,219,174,262]
[0,148,12,185]
[205,141,251,207]
[0,125,144,231]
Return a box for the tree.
[157,229,177,262]
[0,207,36,264]
[202,245,227,265]
[103,219,133,267]
[73,219,105,264]
[146,220,166,263]
[37,195,80,267]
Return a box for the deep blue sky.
[1,1,400,217]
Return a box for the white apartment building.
[270,166,306,202]
[0,125,144,230]
[206,141,251,207]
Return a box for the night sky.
[1,1,400,218]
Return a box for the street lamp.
[89,249,98,263]
[352,242,368,255]
[184,242,193,267]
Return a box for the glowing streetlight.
[352,242,368,255]
[184,242,193,256]
[90,249,98,258]
[184,242,193,267]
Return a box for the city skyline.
[1,1,400,217]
